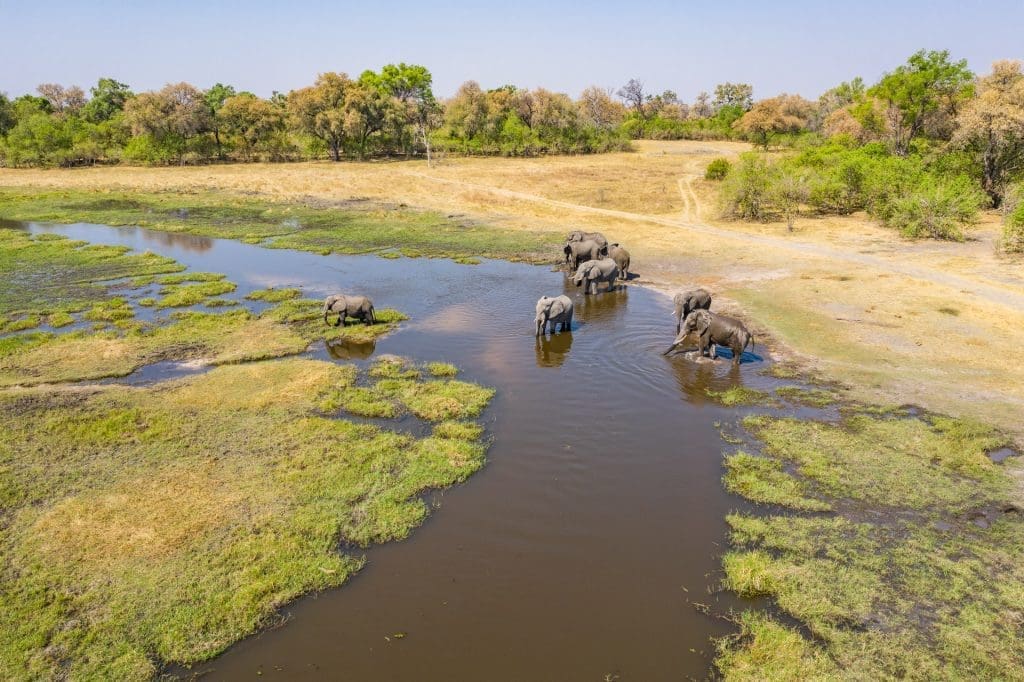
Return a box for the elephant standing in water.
[566,230,609,251]
[607,243,631,280]
[665,309,754,365]
[323,294,376,326]
[535,295,574,335]
[673,288,712,334]
[563,239,605,271]
[573,258,619,295]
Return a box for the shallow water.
[15,222,782,680]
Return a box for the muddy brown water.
[12,222,787,681]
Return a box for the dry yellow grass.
[4,140,1023,434]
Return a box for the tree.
[36,83,86,117]
[371,63,440,161]
[0,93,13,136]
[123,82,210,163]
[869,49,973,156]
[691,91,712,118]
[617,78,648,118]
[444,81,489,149]
[713,82,753,112]
[82,78,132,123]
[218,93,282,160]
[952,60,1024,206]
[287,72,352,161]
[734,94,814,148]
[204,83,236,159]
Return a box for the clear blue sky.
[2,0,1022,101]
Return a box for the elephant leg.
[732,342,743,365]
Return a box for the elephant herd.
[537,230,756,366]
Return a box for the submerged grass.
[0,358,494,678]
[705,386,774,407]
[716,409,1024,679]
[0,187,559,263]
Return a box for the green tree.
[0,93,14,136]
[123,82,211,164]
[218,93,283,160]
[204,83,236,159]
[82,78,133,123]
[287,72,352,161]
[713,82,754,111]
[869,49,973,156]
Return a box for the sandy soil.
[3,140,1023,436]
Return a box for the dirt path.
[403,170,1024,313]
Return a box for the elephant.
[563,239,604,271]
[672,288,712,334]
[535,295,574,335]
[323,294,376,327]
[664,309,754,365]
[607,243,631,280]
[566,230,609,251]
[573,258,619,295]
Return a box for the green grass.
[0,188,559,263]
[82,297,135,323]
[0,231,182,319]
[323,359,492,423]
[723,451,831,511]
[775,385,839,407]
[0,358,494,678]
[245,287,301,302]
[705,386,774,407]
[46,311,75,328]
[427,362,459,377]
[157,272,226,284]
[716,410,1024,679]
[157,280,238,308]
[1,316,41,333]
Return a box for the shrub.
[1001,188,1024,253]
[705,157,731,180]
[878,175,982,240]
[719,153,776,220]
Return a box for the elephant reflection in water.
[326,337,376,360]
[664,349,743,406]
[566,283,628,325]
[535,331,573,368]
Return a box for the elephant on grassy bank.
[607,243,631,280]
[535,295,574,335]
[573,258,619,295]
[563,239,605,271]
[323,294,375,326]
[567,230,609,251]
[673,288,712,334]
[664,309,754,365]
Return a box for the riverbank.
[3,143,1022,438]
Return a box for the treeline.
[0,64,635,166]
[699,51,1024,249]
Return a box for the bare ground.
[3,140,1023,437]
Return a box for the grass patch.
[433,421,484,440]
[157,280,237,308]
[46,311,75,328]
[157,272,226,284]
[0,188,558,263]
[1,316,41,333]
[723,451,831,511]
[705,386,774,407]
[717,409,1024,679]
[427,362,459,377]
[775,385,839,407]
[245,287,301,302]
[82,297,134,323]
[260,299,408,345]
[0,357,494,678]
[204,298,238,307]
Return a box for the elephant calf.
[607,243,631,280]
[672,288,712,334]
[535,295,573,335]
[573,258,619,295]
[323,294,376,327]
[665,309,754,365]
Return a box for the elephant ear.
[550,299,566,316]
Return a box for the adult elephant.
[672,288,712,334]
[566,230,609,251]
[323,294,376,326]
[563,239,604,271]
[607,243,631,280]
[573,258,619,295]
[535,295,574,335]
[664,309,754,365]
